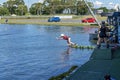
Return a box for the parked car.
[48,17,61,22]
[82,18,96,23]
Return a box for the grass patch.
[0,19,99,27]
[0,14,106,27]
[49,65,78,80]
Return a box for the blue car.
[48,17,61,22]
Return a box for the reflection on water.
[0,24,96,80]
[60,47,71,62]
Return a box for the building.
[107,12,120,43]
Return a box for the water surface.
[0,24,97,80]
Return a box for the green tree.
[42,6,51,15]
[44,0,61,14]
[76,1,93,15]
[109,9,116,12]
[98,7,109,12]
[0,7,10,16]
[29,3,43,15]
[77,1,87,15]
[50,0,63,14]
[3,0,27,15]
[17,5,27,15]
[3,0,15,14]
[30,0,93,15]
[14,0,25,5]
[30,0,64,15]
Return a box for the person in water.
[97,21,109,48]
[57,34,75,46]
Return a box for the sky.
[90,0,120,9]
[0,0,44,8]
[0,0,120,9]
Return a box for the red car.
[82,18,96,23]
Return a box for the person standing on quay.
[97,21,109,48]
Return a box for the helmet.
[60,34,64,36]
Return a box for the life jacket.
[62,35,69,40]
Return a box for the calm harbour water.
[0,24,97,80]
